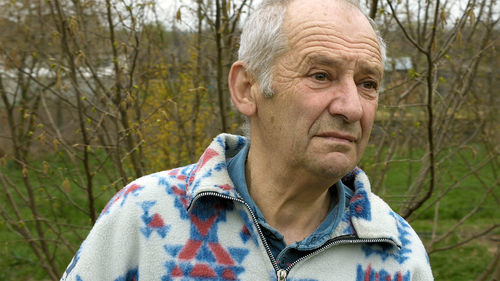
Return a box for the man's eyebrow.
[358,64,383,81]
[305,54,343,67]
[305,54,383,80]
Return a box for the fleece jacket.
[61,133,434,281]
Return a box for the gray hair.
[237,0,386,98]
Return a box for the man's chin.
[306,155,357,182]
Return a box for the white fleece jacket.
[61,133,433,281]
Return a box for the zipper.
[189,192,398,281]
[277,269,287,281]
[283,236,399,275]
[188,191,281,272]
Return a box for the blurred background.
[0,0,498,280]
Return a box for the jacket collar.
[340,168,403,248]
[185,134,246,208]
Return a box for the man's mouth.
[316,132,357,143]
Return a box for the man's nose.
[328,78,363,123]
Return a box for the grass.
[0,144,498,280]
[0,150,119,280]
[363,143,499,280]
[431,243,493,280]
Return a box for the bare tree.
[0,0,168,278]
[366,0,499,279]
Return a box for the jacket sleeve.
[411,234,434,281]
[60,185,143,281]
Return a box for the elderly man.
[61,0,433,280]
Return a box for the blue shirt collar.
[226,142,354,257]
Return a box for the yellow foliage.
[43,161,49,175]
[62,178,70,193]
[39,132,46,146]
[0,157,7,167]
[142,53,230,170]
[53,139,59,151]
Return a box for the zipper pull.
[277,269,287,281]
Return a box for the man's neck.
[245,146,336,245]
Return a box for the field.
[0,151,115,280]
[0,145,498,280]
[363,144,499,280]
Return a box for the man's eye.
[360,81,378,90]
[312,72,329,81]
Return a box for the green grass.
[363,143,499,280]
[0,150,120,280]
[411,218,498,280]
[363,143,499,220]
[431,243,493,281]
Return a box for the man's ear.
[229,61,257,117]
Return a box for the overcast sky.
[155,0,498,31]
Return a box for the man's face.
[251,0,383,181]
